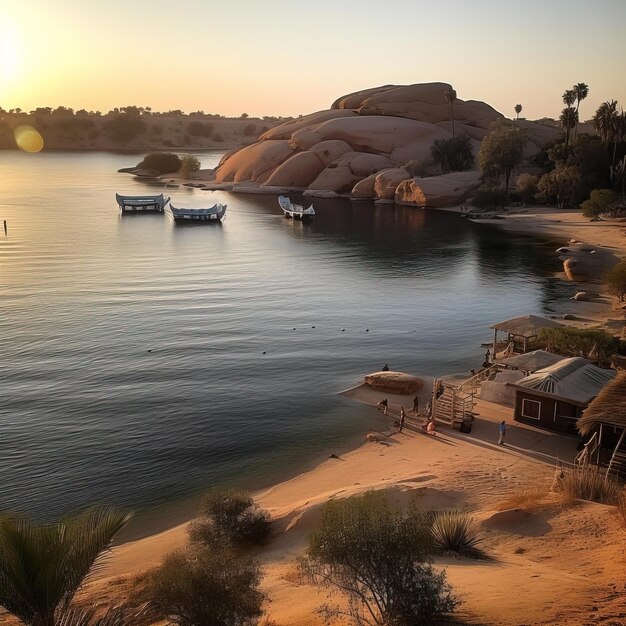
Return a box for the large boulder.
[264,151,326,187]
[374,168,412,200]
[309,152,393,193]
[364,371,424,395]
[214,140,295,183]
[395,171,481,207]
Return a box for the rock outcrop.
[206,82,558,205]
[364,371,424,395]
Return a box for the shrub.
[605,260,626,302]
[430,510,482,557]
[556,466,621,504]
[404,159,434,177]
[472,185,507,209]
[538,326,620,362]
[515,173,539,203]
[136,152,182,174]
[213,132,224,142]
[103,114,146,143]
[138,545,264,626]
[580,188,617,219]
[187,121,213,138]
[179,156,201,178]
[537,164,584,208]
[430,134,474,173]
[300,491,458,625]
[243,123,257,137]
[188,489,271,548]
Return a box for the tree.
[560,106,578,151]
[563,89,576,109]
[300,492,457,626]
[539,327,620,361]
[593,100,619,145]
[0,508,131,626]
[430,135,474,173]
[572,82,589,138]
[444,87,457,139]
[537,164,583,208]
[240,113,249,119]
[138,545,264,626]
[103,114,146,143]
[188,489,271,548]
[515,173,539,203]
[136,152,182,174]
[605,260,626,301]
[477,123,527,199]
[514,104,522,120]
[580,189,617,219]
[179,156,201,179]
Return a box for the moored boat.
[116,193,170,213]
[278,195,315,220]
[170,203,227,223]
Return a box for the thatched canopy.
[490,314,563,338]
[515,357,615,405]
[499,350,565,373]
[577,371,626,435]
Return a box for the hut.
[499,350,565,376]
[490,315,563,355]
[576,371,626,474]
[513,357,615,434]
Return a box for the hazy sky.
[1,0,625,120]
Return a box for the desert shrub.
[537,164,584,208]
[188,489,271,548]
[213,132,224,142]
[429,510,482,557]
[179,156,201,178]
[538,326,620,362]
[556,466,621,504]
[472,185,507,209]
[605,260,626,302]
[515,173,539,203]
[243,123,257,136]
[187,121,213,138]
[430,134,474,173]
[404,158,434,177]
[138,544,264,626]
[103,114,146,143]
[300,491,458,626]
[136,152,182,174]
[580,188,617,219]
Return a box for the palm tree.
[572,83,589,138]
[444,87,457,138]
[593,100,619,144]
[0,507,131,626]
[563,89,576,108]
[560,107,578,151]
[514,104,522,120]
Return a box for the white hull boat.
[116,193,170,213]
[278,195,315,220]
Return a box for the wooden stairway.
[432,379,476,428]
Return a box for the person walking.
[412,395,419,415]
[378,398,388,415]
[498,420,506,445]
[399,407,405,432]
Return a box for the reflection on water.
[0,151,562,521]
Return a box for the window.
[521,398,541,420]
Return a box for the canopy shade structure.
[499,350,565,373]
[577,371,626,435]
[490,315,564,339]
[515,357,615,406]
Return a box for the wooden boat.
[116,193,169,213]
[278,195,315,220]
[170,203,227,223]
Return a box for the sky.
[1,0,625,120]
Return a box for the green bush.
[300,491,458,625]
[538,327,620,362]
[472,186,507,209]
[188,489,271,548]
[138,545,264,626]
[179,156,201,178]
[537,164,584,208]
[430,134,474,173]
[187,121,213,138]
[136,152,182,174]
[580,189,617,219]
[103,114,146,143]
[430,510,482,557]
[605,260,626,302]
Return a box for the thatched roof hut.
[499,349,565,374]
[490,315,563,338]
[577,371,626,435]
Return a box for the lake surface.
[0,150,567,524]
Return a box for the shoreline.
[109,205,625,548]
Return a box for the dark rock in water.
[329,453,340,459]
[563,314,576,320]
[262,351,266,354]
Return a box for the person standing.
[399,407,405,432]
[412,395,419,415]
[378,398,388,415]
[498,420,506,445]
[382,363,390,371]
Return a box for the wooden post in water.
[3,220,6,236]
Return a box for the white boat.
[116,193,170,213]
[170,203,227,223]
[278,195,315,220]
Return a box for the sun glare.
[14,125,44,152]
[0,18,21,85]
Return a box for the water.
[0,150,566,524]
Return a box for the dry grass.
[556,466,622,505]
[497,485,557,512]
[617,491,626,529]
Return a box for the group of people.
[378,398,436,436]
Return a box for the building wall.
[514,390,582,434]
